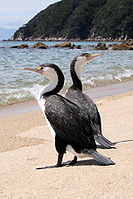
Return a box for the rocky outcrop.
[70,44,81,49]
[10,41,81,50]
[11,46,19,48]
[54,42,81,49]
[94,42,108,50]
[17,44,29,48]
[54,42,72,48]
[10,40,133,51]
[32,42,48,49]
[94,40,133,50]
[108,41,133,50]
[11,44,29,48]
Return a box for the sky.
[0,0,61,39]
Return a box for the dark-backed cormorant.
[66,53,115,148]
[22,64,115,168]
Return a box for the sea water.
[0,41,133,106]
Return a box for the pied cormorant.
[65,53,115,148]
[22,64,115,168]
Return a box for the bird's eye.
[36,66,44,70]
[86,54,90,57]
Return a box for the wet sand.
[0,91,133,199]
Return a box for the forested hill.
[12,0,133,40]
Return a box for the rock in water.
[32,42,48,49]
[55,42,72,48]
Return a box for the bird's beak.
[22,66,43,74]
[86,53,103,60]
[92,53,104,57]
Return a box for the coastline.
[0,80,133,117]
[0,88,133,198]
[1,38,124,42]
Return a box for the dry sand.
[0,91,133,199]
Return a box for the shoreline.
[1,38,124,42]
[0,80,133,117]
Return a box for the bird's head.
[75,53,103,66]
[22,64,60,80]
[71,53,103,81]
[22,64,64,96]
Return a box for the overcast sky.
[0,0,61,30]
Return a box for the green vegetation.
[12,0,133,40]
[91,0,133,39]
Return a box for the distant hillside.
[12,0,133,40]
[91,0,133,39]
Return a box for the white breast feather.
[37,97,56,141]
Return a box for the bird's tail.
[82,149,115,165]
[94,134,115,149]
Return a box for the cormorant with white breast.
[22,64,115,168]
[66,53,115,148]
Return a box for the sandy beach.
[0,91,133,199]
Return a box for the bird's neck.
[39,74,64,99]
[70,60,83,91]
[38,79,57,99]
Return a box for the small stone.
[17,44,29,48]
[55,42,72,48]
[32,42,48,49]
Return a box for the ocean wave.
[115,69,133,81]
[0,84,46,106]
[81,69,133,87]
[0,88,33,106]
[1,70,133,107]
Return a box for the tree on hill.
[12,0,133,40]
[91,0,133,39]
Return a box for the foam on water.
[115,69,133,81]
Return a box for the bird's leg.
[36,155,77,170]
[68,156,77,165]
[56,154,78,166]
[62,156,77,166]
[56,153,64,167]
[36,153,64,170]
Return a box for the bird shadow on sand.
[114,139,133,144]
[36,159,109,170]
[70,159,103,167]
[97,145,116,149]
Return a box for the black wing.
[66,88,102,132]
[45,94,96,152]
